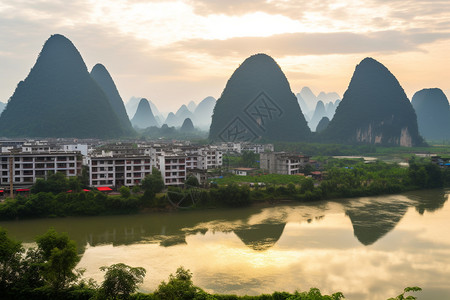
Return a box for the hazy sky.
[1,0,449,112]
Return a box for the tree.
[141,167,165,195]
[36,228,80,291]
[387,286,422,300]
[154,266,202,300]
[288,287,344,300]
[119,186,131,199]
[31,172,69,194]
[241,151,258,168]
[0,227,23,294]
[185,175,199,188]
[300,178,314,194]
[99,263,146,300]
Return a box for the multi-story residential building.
[0,148,82,189]
[87,152,152,188]
[159,154,187,186]
[86,143,223,188]
[260,152,310,175]
[198,147,222,169]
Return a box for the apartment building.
[198,147,222,169]
[87,153,152,188]
[0,149,82,188]
[158,146,222,186]
[159,154,187,186]
[260,152,310,175]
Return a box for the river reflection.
[0,189,449,300]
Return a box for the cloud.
[188,0,334,19]
[171,30,450,58]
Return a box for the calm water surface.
[1,189,449,300]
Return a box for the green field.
[211,173,306,186]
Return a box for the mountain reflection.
[344,197,410,246]
[407,189,448,215]
[0,190,447,253]
[344,190,449,246]
[234,223,286,251]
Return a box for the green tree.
[0,227,23,294]
[300,178,314,194]
[99,263,146,300]
[185,175,200,188]
[31,172,69,194]
[68,176,82,193]
[36,228,80,291]
[119,186,131,199]
[387,286,422,300]
[141,167,165,196]
[241,151,259,168]
[154,266,202,300]
[288,287,344,300]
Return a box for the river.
[1,189,449,300]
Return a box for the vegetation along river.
[1,189,449,300]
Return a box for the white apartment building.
[198,147,222,169]
[0,149,82,189]
[87,153,152,188]
[158,147,222,186]
[86,144,223,188]
[159,155,187,186]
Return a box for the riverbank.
[0,157,448,221]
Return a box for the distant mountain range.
[0,35,439,146]
[296,88,340,130]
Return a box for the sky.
[1,0,449,112]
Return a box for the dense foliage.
[99,263,146,299]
